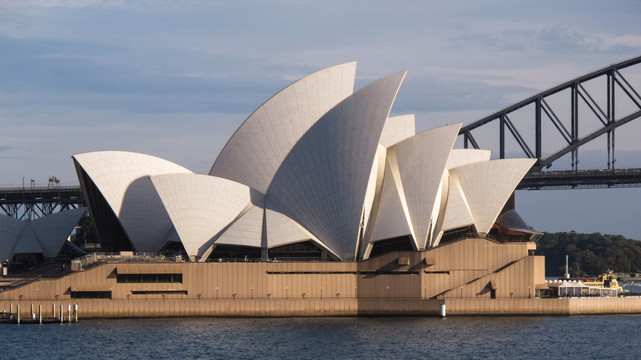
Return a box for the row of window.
[69,289,189,298]
[116,273,183,283]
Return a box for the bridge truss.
[459,56,641,189]
[0,185,85,220]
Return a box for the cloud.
[0,145,11,152]
[0,0,195,12]
[0,35,307,114]
[584,34,641,52]
[452,23,641,59]
[390,73,536,114]
[0,0,103,11]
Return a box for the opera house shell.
[0,208,86,263]
[73,62,538,262]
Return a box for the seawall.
[2,297,641,319]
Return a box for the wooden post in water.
[74,304,78,323]
[31,304,34,320]
[67,305,71,323]
[52,303,55,318]
[10,304,13,319]
[39,305,42,325]
[16,304,20,324]
[59,304,63,323]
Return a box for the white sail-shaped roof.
[214,203,264,248]
[440,172,475,232]
[264,206,328,251]
[451,158,536,235]
[438,149,492,234]
[379,114,416,148]
[212,198,334,254]
[0,215,24,261]
[150,173,253,260]
[210,62,357,193]
[73,151,193,215]
[12,225,43,255]
[29,208,87,258]
[385,124,461,249]
[266,71,406,260]
[366,159,412,244]
[360,145,388,252]
[0,210,86,260]
[73,151,193,252]
[429,170,450,248]
[359,118,416,258]
[446,149,491,169]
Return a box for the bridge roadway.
[517,168,641,190]
[1,168,641,219]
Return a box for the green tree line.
[536,231,641,277]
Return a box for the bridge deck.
[518,168,641,190]
[2,167,640,214]
[0,186,84,204]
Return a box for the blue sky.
[2,0,641,238]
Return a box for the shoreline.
[3,297,641,320]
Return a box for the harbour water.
[1,315,639,359]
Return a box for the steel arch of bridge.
[459,55,641,177]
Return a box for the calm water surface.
[1,315,639,359]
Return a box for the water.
[1,315,639,359]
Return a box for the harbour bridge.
[0,177,84,220]
[459,55,641,190]
[2,56,641,219]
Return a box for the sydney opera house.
[72,62,537,263]
[1,63,574,317]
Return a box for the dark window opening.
[269,241,339,262]
[490,224,538,243]
[71,290,112,299]
[159,241,188,258]
[8,253,46,273]
[368,236,414,258]
[439,226,475,245]
[131,290,188,295]
[206,245,262,261]
[117,273,183,283]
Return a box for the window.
[116,273,182,283]
[131,290,188,295]
[71,291,112,299]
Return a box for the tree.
[536,232,641,277]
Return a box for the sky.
[2,0,641,238]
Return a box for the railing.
[0,185,82,193]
